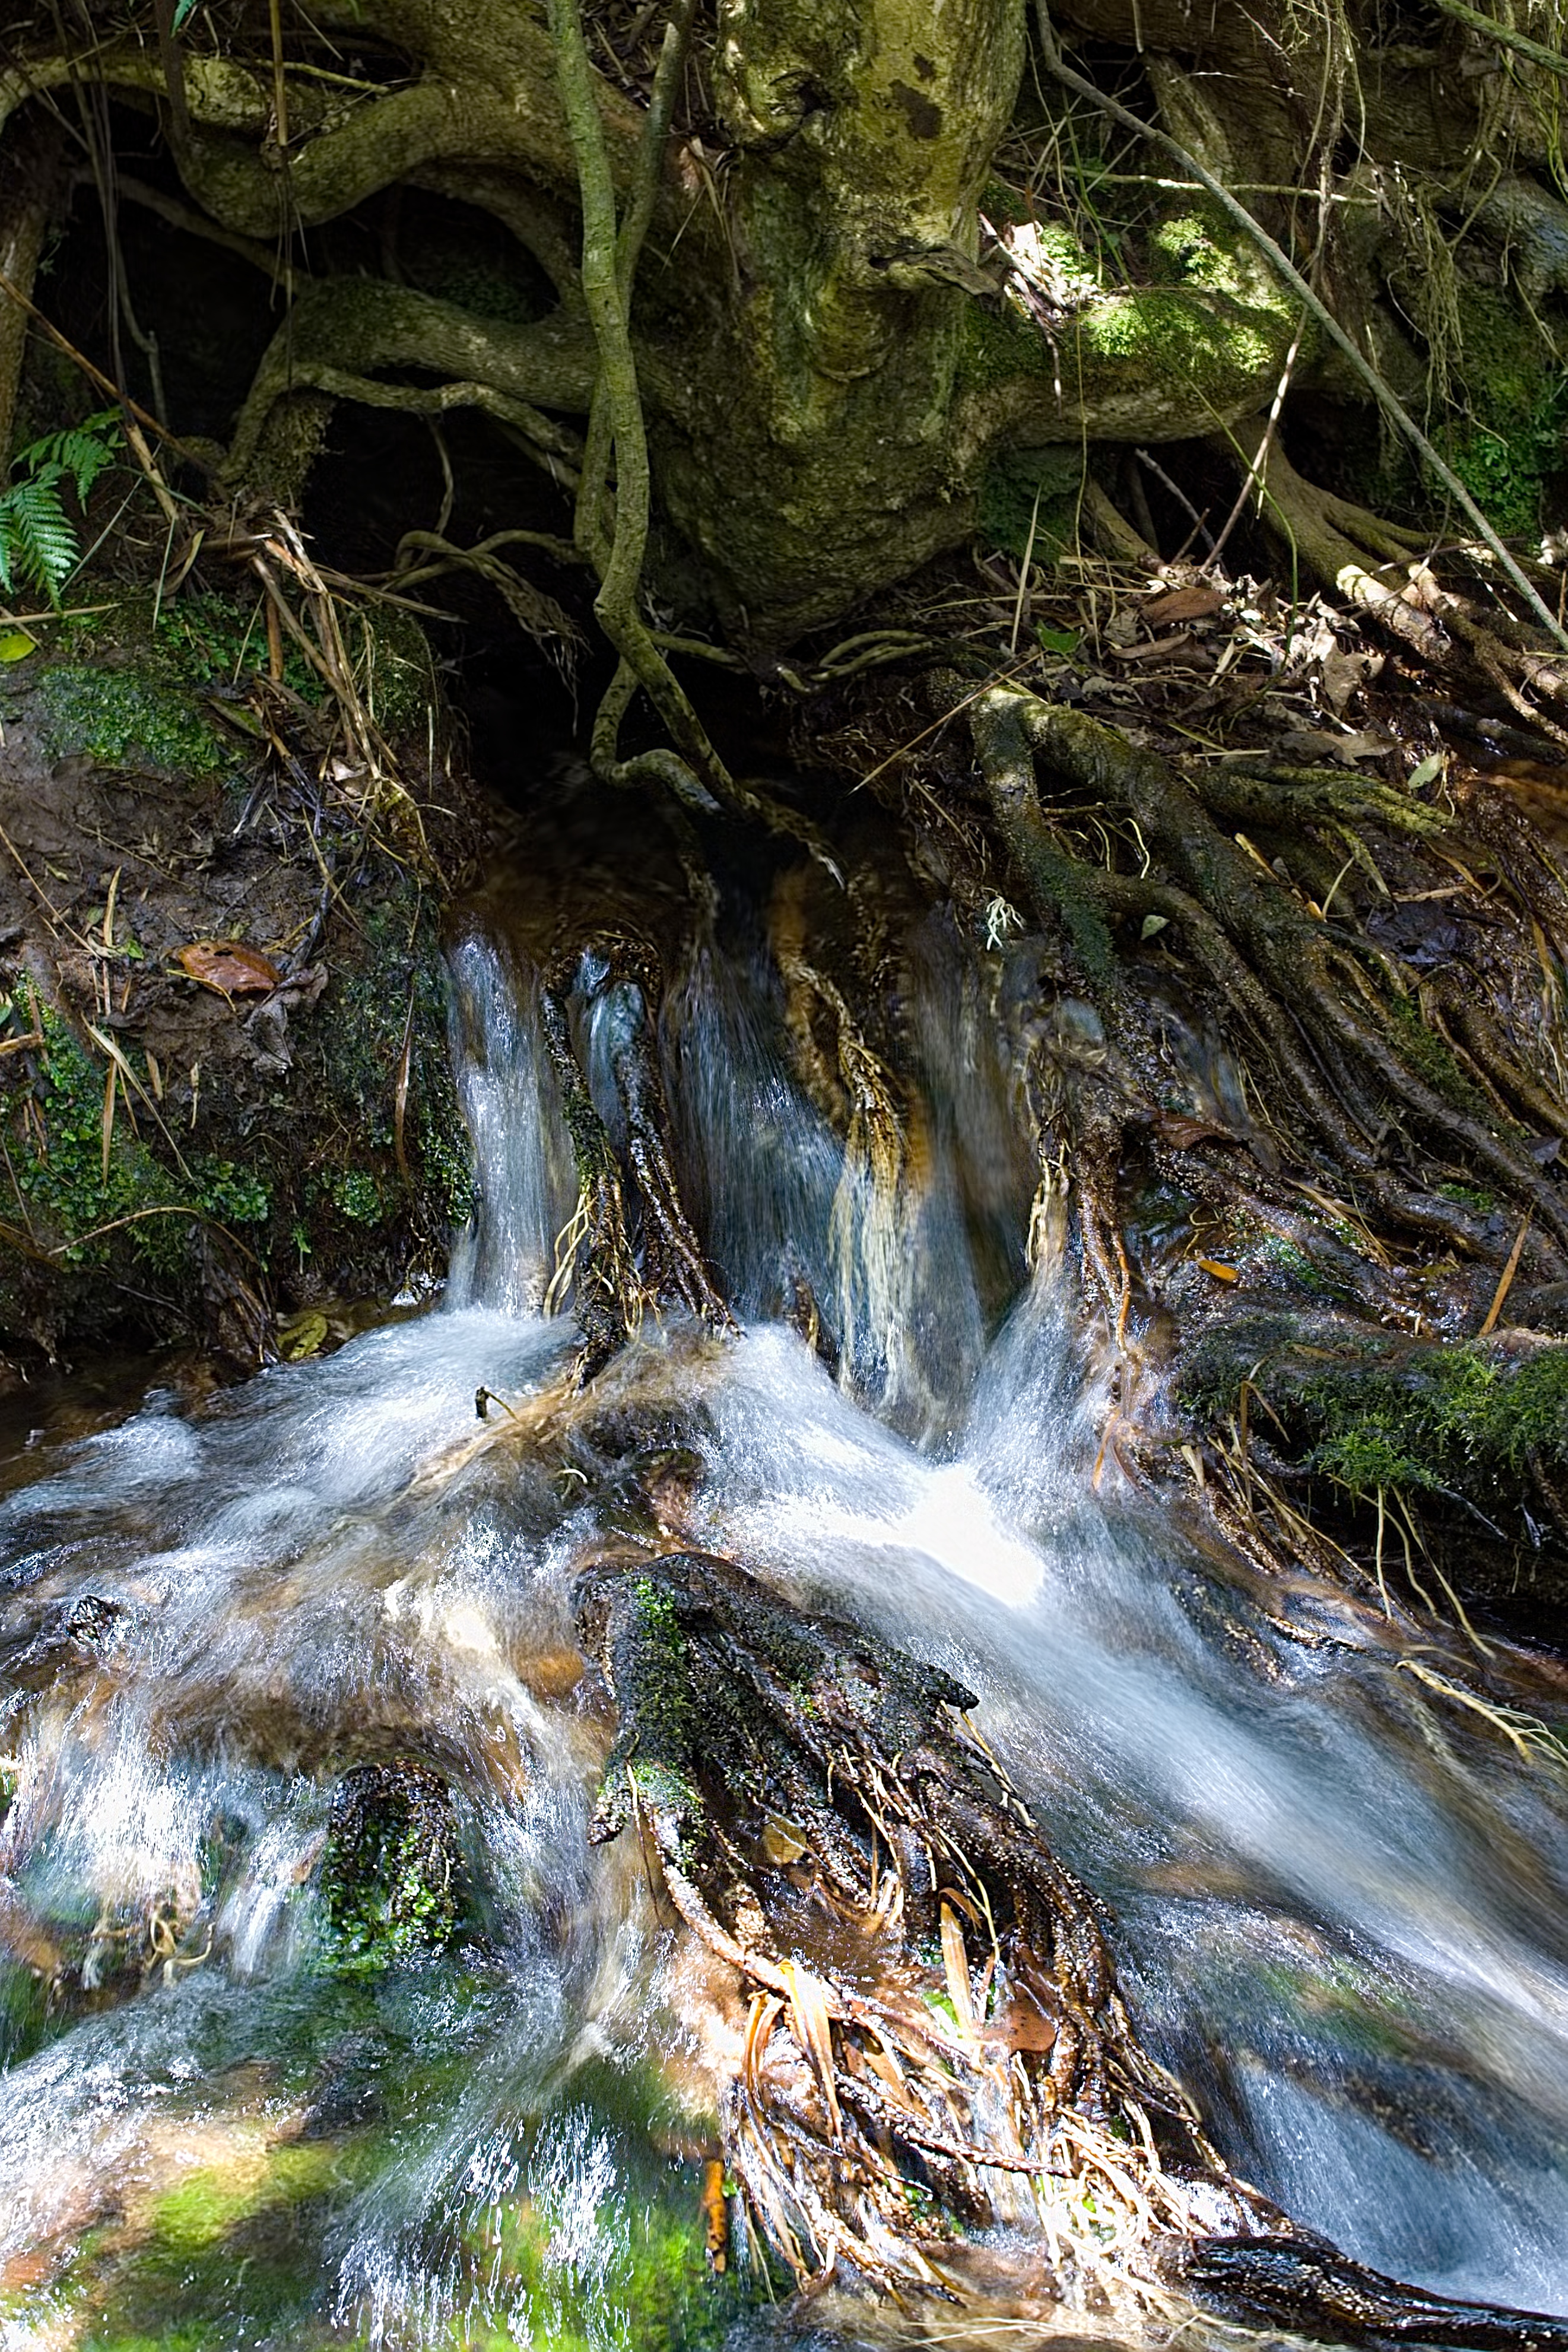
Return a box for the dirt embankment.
[0,599,481,1375]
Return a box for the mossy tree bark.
[0,0,1348,639]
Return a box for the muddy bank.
[0,595,480,1375]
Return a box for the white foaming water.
[2,932,1568,2342]
[445,931,575,1315]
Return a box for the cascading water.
[3,893,1568,2348]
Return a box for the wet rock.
[320,1757,465,1975]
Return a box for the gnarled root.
[970,685,1568,1284]
[224,280,595,499]
[575,1547,1267,2303]
[542,935,732,1377]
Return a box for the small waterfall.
[1,900,1568,2342]
[444,932,574,1316]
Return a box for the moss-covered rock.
[1176,1310,1568,1632]
[320,1759,465,1976]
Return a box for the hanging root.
[547,0,842,878]
[542,934,733,1377]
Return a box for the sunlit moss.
[320,1760,464,1976]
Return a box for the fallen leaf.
[1365,902,1464,967]
[1143,583,1224,627]
[1320,645,1383,716]
[702,2159,729,2272]
[1195,1258,1241,1282]
[940,1902,976,2040]
[176,941,282,996]
[1153,1112,1238,1148]
[761,1814,810,1865]
[278,1308,329,1361]
[982,1994,1059,2055]
[1108,630,1198,661]
[780,1959,841,2139]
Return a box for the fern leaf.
[14,410,122,506]
[0,475,82,603]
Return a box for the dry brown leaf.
[1319,645,1383,716]
[860,2029,913,2106]
[176,942,282,997]
[761,1815,810,1865]
[1143,583,1224,627]
[940,1902,976,2042]
[1107,630,1196,662]
[982,1992,1059,2056]
[742,1992,783,2100]
[1278,728,1392,767]
[1152,1112,1240,1149]
[702,2159,729,2272]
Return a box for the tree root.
[224,280,596,494]
[575,1547,1271,2303]
[389,529,585,662]
[970,685,1568,1287]
[1233,432,1568,735]
[541,935,732,1377]
[575,1545,1568,2342]
[545,0,842,875]
[1233,430,1454,662]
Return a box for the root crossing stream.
[4,908,1568,2349]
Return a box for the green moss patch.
[36,664,226,775]
[1179,1315,1568,1521]
[321,1759,465,1976]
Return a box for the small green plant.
[329,1168,383,1226]
[0,408,122,605]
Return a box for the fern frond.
[14,410,122,505]
[0,474,82,602]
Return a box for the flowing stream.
[4,894,1568,2348]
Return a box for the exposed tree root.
[575,1547,1568,2343]
[541,934,732,1376]
[226,280,595,497]
[576,1545,1273,2303]
[969,684,1568,1320]
[1231,433,1568,735]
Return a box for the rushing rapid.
[2,906,1568,2348]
